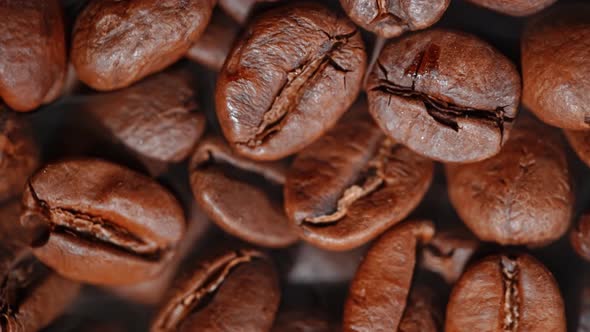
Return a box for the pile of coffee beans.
[0,0,589,331]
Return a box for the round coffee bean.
[0,0,66,111]
[339,0,450,38]
[71,0,215,91]
[446,117,572,246]
[467,0,557,16]
[20,158,185,285]
[522,4,590,130]
[285,111,433,251]
[216,3,367,160]
[571,213,590,262]
[343,220,434,331]
[367,29,521,163]
[446,254,566,332]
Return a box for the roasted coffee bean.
[565,130,590,168]
[189,135,298,248]
[0,200,80,332]
[571,213,590,262]
[285,112,433,251]
[0,110,39,203]
[522,4,590,130]
[421,228,479,284]
[218,0,280,24]
[339,0,450,38]
[150,249,280,332]
[446,117,572,246]
[20,158,185,285]
[216,3,367,160]
[71,0,216,91]
[186,12,239,71]
[367,29,520,163]
[467,0,557,16]
[80,68,206,164]
[343,220,434,331]
[0,0,66,111]
[446,253,566,332]
[271,310,337,332]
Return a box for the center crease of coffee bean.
[370,0,407,28]
[500,256,520,332]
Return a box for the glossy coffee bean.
[20,158,185,285]
[216,3,367,160]
[80,68,206,164]
[467,0,556,16]
[186,12,239,71]
[446,117,572,246]
[522,4,590,130]
[0,0,66,111]
[446,254,566,332]
[0,110,39,203]
[571,213,590,262]
[565,130,590,168]
[339,0,450,38]
[0,200,80,332]
[71,0,215,91]
[151,248,280,332]
[367,29,520,163]
[285,112,433,251]
[189,135,298,248]
[343,220,434,331]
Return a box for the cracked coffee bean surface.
[216,2,367,161]
[367,29,520,163]
[339,0,450,38]
[446,254,566,332]
[20,158,185,285]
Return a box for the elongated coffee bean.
[0,110,39,203]
[20,158,185,285]
[150,249,280,332]
[285,112,433,251]
[467,0,556,16]
[343,220,434,331]
[72,0,215,91]
[190,135,298,248]
[446,117,572,246]
[0,0,66,111]
[446,254,566,332]
[339,0,450,38]
[367,29,520,163]
[216,3,367,160]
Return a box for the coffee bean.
[571,213,590,262]
[20,158,186,285]
[0,0,66,111]
[71,0,215,91]
[367,29,521,163]
[0,110,39,203]
[0,200,80,332]
[343,220,434,331]
[339,0,450,38]
[189,135,298,248]
[522,4,590,130]
[186,11,239,71]
[285,111,433,251]
[80,68,206,164]
[150,248,280,332]
[565,130,590,168]
[446,253,566,332]
[446,117,572,246]
[421,228,480,284]
[467,0,557,16]
[216,2,367,160]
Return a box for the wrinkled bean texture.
[285,113,433,251]
[0,0,65,111]
[446,117,572,246]
[339,0,450,38]
[216,3,367,160]
[522,4,590,130]
[367,29,520,163]
[0,111,39,203]
[446,254,566,332]
[21,159,185,285]
[72,0,215,91]
[467,0,557,16]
